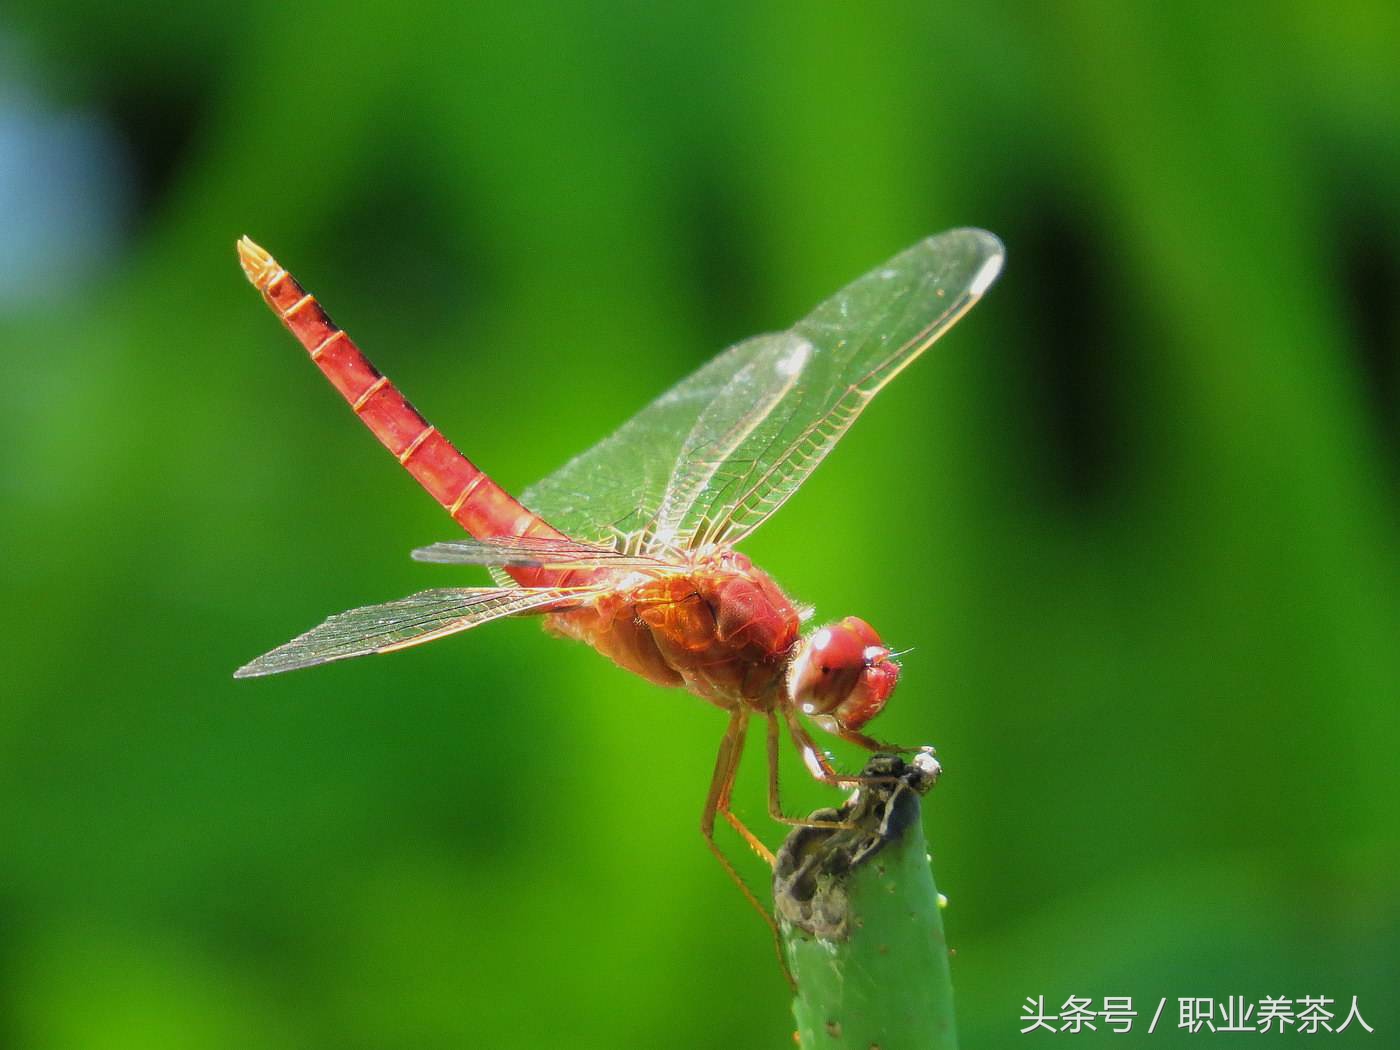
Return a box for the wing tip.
[932,227,1005,298]
[234,656,325,678]
[968,245,1004,298]
[234,649,318,678]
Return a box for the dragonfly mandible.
[234,229,1003,952]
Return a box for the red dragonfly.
[235,229,1002,935]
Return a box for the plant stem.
[774,752,955,1050]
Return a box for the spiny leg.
[764,712,859,831]
[701,710,791,987]
[829,724,928,755]
[702,710,774,867]
[783,709,908,792]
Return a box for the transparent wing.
[521,229,1004,548]
[411,535,675,571]
[520,332,803,544]
[233,586,596,678]
[646,334,810,548]
[677,229,1004,547]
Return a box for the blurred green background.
[2,2,1396,1047]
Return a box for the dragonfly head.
[788,616,900,731]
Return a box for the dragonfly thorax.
[545,551,804,708]
[786,616,900,731]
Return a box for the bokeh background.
[2,3,1396,1047]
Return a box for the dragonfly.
[234,229,1003,951]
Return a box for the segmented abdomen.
[238,238,572,587]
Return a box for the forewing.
[411,535,674,571]
[519,229,1002,550]
[233,586,594,678]
[518,332,786,544]
[680,228,1004,547]
[648,334,810,546]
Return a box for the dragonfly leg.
[830,725,930,756]
[783,709,904,791]
[763,713,858,831]
[702,710,775,865]
[701,710,793,988]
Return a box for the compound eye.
[838,616,882,649]
[810,625,866,677]
[792,622,879,715]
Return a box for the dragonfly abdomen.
[238,238,570,586]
